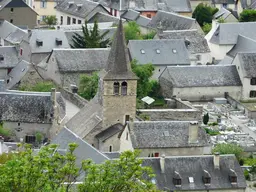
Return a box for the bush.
[0,124,10,137]
[240,9,256,22]
[204,128,220,136]
[19,81,55,92]
[192,3,218,26]
[212,143,243,159]
[202,22,212,34]
[244,169,250,180]
[203,113,209,125]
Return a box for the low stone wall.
[59,88,88,109]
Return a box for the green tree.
[19,81,55,92]
[35,132,43,144]
[239,9,256,22]
[43,15,58,26]
[78,72,99,100]
[202,22,212,34]
[192,3,218,26]
[203,113,209,125]
[212,143,243,159]
[71,20,110,48]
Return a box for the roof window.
[36,39,43,47]
[0,55,4,61]
[188,177,194,183]
[156,49,160,54]
[140,49,145,54]
[172,49,177,54]
[173,171,182,187]
[55,38,62,46]
[203,170,211,185]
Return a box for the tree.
[192,3,218,26]
[203,113,209,125]
[71,20,110,48]
[78,72,99,100]
[19,81,55,92]
[212,143,243,159]
[43,15,57,26]
[239,9,256,22]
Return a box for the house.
[213,7,238,22]
[232,52,256,101]
[55,0,109,25]
[159,65,242,101]
[0,0,38,28]
[0,88,66,142]
[20,29,70,64]
[142,154,247,192]
[205,22,256,60]
[0,20,27,46]
[156,29,212,65]
[127,39,191,79]
[147,10,202,33]
[37,48,110,87]
[130,121,211,157]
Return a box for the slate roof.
[142,155,247,191]
[51,48,110,72]
[165,0,192,13]
[128,39,190,65]
[147,10,198,31]
[55,0,105,18]
[160,65,242,87]
[159,29,210,54]
[88,12,120,24]
[121,9,151,27]
[0,46,19,68]
[210,22,256,45]
[29,30,70,53]
[213,7,232,20]
[103,152,121,159]
[96,123,124,141]
[227,35,256,58]
[130,121,210,148]
[213,0,237,4]
[236,52,256,78]
[104,20,138,80]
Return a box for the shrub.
[19,81,55,92]
[203,113,209,125]
[244,169,250,180]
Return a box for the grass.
[204,128,220,136]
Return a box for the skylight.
[156,49,160,54]
[172,49,177,54]
[140,49,145,54]
[188,177,194,183]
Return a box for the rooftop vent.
[140,49,145,54]
[156,49,160,54]
[0,55,4,61]
[55,38,62,46]
[36,39,43,47]
[172,49,177,54]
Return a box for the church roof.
[103,20,138,80]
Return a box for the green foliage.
[192,3,217,26]
[242,157,256,166]
[43,15,57,26]
[203,113,209,125]
[204,128,220,136]
[239,9,256,22]
[244,169,250,180]
[139,113,151,121]
[71,20,110,48]
[202,22,212,34]
[208,122,218,126]
[35,132,43,144]
[0,153,16,164]
[0,123,10,137]
[212,143,243,159]
[217,17,225,23]
[78,72,99,100]
[141,30,157,40]
[19,81,55,92]
[239,158,244,165]
[78,150,157,192]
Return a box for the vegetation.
[78,72,99,100]
[208,122,218,126]
[192,3,218,26]
[0,124,10,137]
[203,113,209,125]
[19,81,55,92]
[0,153,16,164]
[43,15,58,26]
[204,128,220,136]
[0,144,157,192]
[212,143,243,159]
[202,22,212,34]
[71,20,110,48]
[35,132,43,144]
[239,9,256,22]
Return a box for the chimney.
[160,154,165,173]
[188,121,198,143]
[213,152,220,169]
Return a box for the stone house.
[213,7,238,23]
[127,39,191,79]
[156,29,212,65]
[55,0,109,26]
[159,65,242,101]
[37,48,110,87]
[142,154,247,191]
[0,0,38,29]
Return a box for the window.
[0,55,4,61]
[126,132,129,140]
[203,177,211,184]
[173,178,181,186]
[40,1,47,8]
[10,8,13,13]
[18,123,20,126]
[109,145,112,152]
[20,48,23,56]
[251,78,256,85]
[113,82,119,95]
[36,39,43,46]
[250,91,256,98]
[72,18,76,24]
[10,19,13,23]
[56,38,62,46]
[230,176,237,183]
[60,16,63,25]
[67,16,71,25]
[41,15,46,22]
[146,14,151,18]
[25,135,36,143]
[121,82,127,95]
[78,20,82,24]
[125,115,130,122]
[154,152,159,157]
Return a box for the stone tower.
[102,20,138,128]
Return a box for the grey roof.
[213,7,231,20]
[96,123,124,141]
[227,35,256,58]
[147,10,198,31]
[52,48,110,72]
[128,39,190,65]
[6,60,30,89]
[142,155,247,191]
[218,55,234,65]
[0,46,19,68]
[210,22,256,45]
[104,20,138,80]
[236,52,256,78]
[160,65,242,87]
[135,15,151,27]
[5,28,27,44]
[0,0,11,11]
[165,0,192,13]
[0,79,5,91]
[88,12,120,24]
[121,9,151,27]
[103,152,121,159]
[159,29,210,54]
[130,121,210,148]
[29,30,70,53]
[52,127,109,166]
[55,0,103,18]
[213,0,237,4]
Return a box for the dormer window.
[113,82,119,95]
[36,39,43,46]
[68,1,74,8]
[229,169,237,184]
[173,171,182,187]
[76,3,82,10]
[203,170,211,185]
[251,78,256,85]
[55,38,62,46]
[0,55,4,61]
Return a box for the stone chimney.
[160,154,165,173]
[188,121,198,144]
[0,136,4,154]
[214,152,220,169]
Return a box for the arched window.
[113,82,119,95]
[109,145,112,152]
[121,82,127,95]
